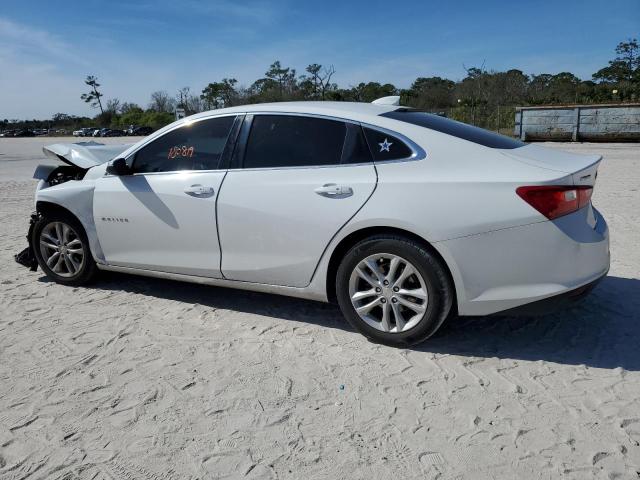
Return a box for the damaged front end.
[14,212,41,271]
[15,140,130,273]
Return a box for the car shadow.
[423,276,640,372]
[48,273,640,372]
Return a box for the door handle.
[314,183,353,197]
[184,184,214,197]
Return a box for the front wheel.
[32,212,97,286]
[336,235,454,346]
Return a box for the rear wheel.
[336,235,453,346]
[32,212,97,286]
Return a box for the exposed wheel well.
[36,201,82,223]
[325,226,457,311]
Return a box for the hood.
[42,141,132,169]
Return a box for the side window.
[341,123,374,164]
[363,127,413,161]
[243,115,346,168]
[132,116,235,173]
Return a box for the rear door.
[216,114,377,287]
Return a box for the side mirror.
[106,158,132,176]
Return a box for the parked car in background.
[129,126,153,136]
[73,128,96,137]
[103,129,125,137]
[3,129,51,137]
[14,129,36,137]
[15,99,609,346]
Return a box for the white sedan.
[16,99,609,346]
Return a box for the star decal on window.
[378,138,393,152]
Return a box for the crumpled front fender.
[36,182,105,263]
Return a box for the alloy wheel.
[39,221,85,278]
[348,253,429,333]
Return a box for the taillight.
[516,185,593,220]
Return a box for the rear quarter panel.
[355,126,570,243]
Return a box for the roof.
[186,101,399,123]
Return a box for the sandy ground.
[0,137,639,479]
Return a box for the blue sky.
[1,0,638,119]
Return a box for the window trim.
[124,113,240,176]
[233,112,426,172]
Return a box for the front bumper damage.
[14,212,39,271]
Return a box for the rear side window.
[244,115,346,168]
[132,116,235,173]
[363,127,414,161]
[381,110,525,149]
[342,123,374,164]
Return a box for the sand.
[0,138,639,479]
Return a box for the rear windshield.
[381,110,525,149]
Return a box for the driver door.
[93,115,240,277]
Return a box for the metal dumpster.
[515,104,640,142]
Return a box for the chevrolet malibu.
[15,98,609,346]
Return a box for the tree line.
[2,38,638,135]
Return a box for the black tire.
[31,211,97,286]
[336,235,454,346]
